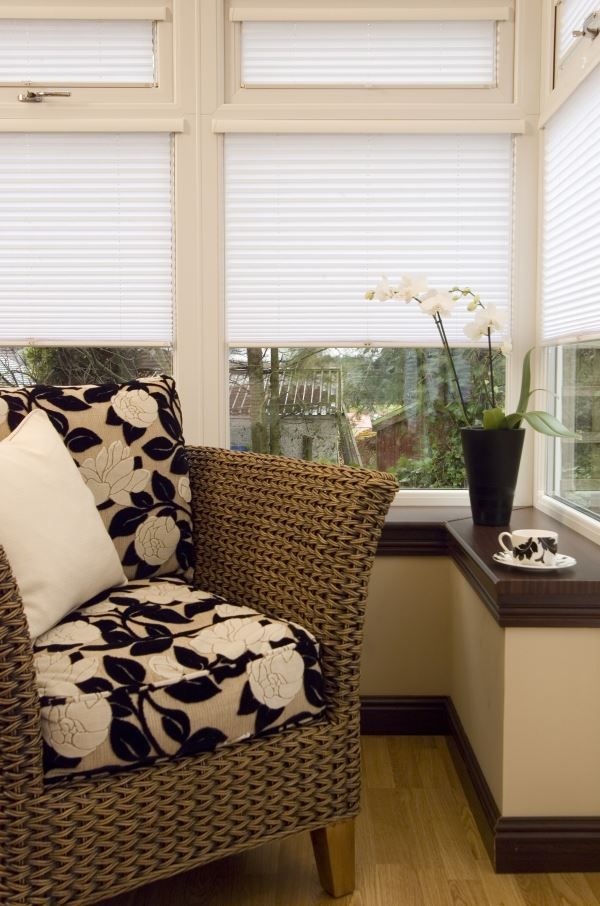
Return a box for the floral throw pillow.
[0,376,193,581]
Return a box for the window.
[542,61,600,522]
[0,19,156,85]
[228,346,504,486]
[226,2,516,106]
[0,132,174,385]
[225,132,513,486]
[241,20,497,88]
[546,344,600,518]
[557,0,597,62]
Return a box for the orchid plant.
[365,274,574,437]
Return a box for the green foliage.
[393,433,466,489]
[17,346,171,386]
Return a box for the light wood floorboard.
[99,736,600,906]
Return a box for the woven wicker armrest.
[186,446,397,716]
[0,547,44,799]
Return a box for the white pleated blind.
[0,19,155,85]
[225,133,514,347]
[542,63,600,345]
[558,0,597,60]
[0,133,173,345]
[241,20,497,87]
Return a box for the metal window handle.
[18,89,71,103]
[573,11,600,39]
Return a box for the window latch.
[18,89,72,103]
[573,11,600,40]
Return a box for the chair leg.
[310,818,355,898]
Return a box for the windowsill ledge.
[378,506,600,628]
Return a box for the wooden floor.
[99,736,600,906]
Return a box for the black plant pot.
[460,427,525,526]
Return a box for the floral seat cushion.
[0,376,193,581]
[33,577,325,779]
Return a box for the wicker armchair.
[0,446,396,906]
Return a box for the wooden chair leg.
[310,818,355,898]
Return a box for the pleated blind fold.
[0,19,155,85]
[225,133,514,347]
[542,63,600,345]
[0,133,173,345]
[558,0,597,60]
[241,20,496,87]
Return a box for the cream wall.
[362,556,600,817]
[503,628,600,816]
[360,557,452,696]
[449,568,505,810]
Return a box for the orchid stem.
[434,313,471,426]
[487,328,496,408]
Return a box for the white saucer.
[492,551,577,571]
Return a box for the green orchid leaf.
[503,412,523,429]
[483,407,506,430]
[522,410,576,437]
[516,348,533,416]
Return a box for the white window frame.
[0,0,542,512]
[224,1,517,106]
[534,2,600,541]
[0,0,205,445]
[540,0,600,124]
[196,0,541,510]
[553,0,600,86]
[0,1,175,105]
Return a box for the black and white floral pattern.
[0,376,193,580]
[33,576,325,780]
[514,536,558,564]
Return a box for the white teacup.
[498,529,559,568]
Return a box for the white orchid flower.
[373,275,393,301]
[398,273,428,302]
[464,320,485,341]
[473,305,508,334]
[501,340,513,356]
[419,290,456,317]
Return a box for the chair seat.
[33,576,325,780]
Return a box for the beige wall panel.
[449,565,505,809]
[360,556,452,696]
[503,628,600,816]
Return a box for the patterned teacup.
[498,529,559,568]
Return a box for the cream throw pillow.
[0,409,126,639]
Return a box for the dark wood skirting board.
[361,695,600,873]
[494,817,600,873]
[378,506,600,627]
[360,695,449,734]
[444,697,500,864]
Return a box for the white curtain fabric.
[558,0,598,59]
[0,133,173,345]
[0,19,155,85]
[225,132,514,347]
[241,19,496,87]
[542,62,600,344]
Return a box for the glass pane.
[242,20,496,87]
[548,344,600,519]
[558,0,597,60]
[0,133,174,345]
[0,19,155,85]
[0,346,172,387]
[229,347,505,489]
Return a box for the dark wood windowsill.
[378,507,600,628]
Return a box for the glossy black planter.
[460,427,525,526]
